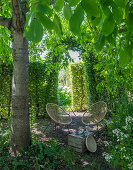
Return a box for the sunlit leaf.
[63,4,72,20]
[54,0,64,12]
[69,0,81,7]
[37,13,55,31]
[36,4,52,16]
[102,14,115,36]
[119,47,130,65]
[69,3,84,35]
[81,0,100,18]
[24,19,43,43]
[53,14,63,35]
[25,11,34,28]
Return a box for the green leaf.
[54,0,64,12]
[24,27,33,41]
[127,12,133,33]
[24,19,43,43]
[94,33,105,52]
[41,0,50,5]
[106,34,116,45]
[102,14,115,36]
[119,47,130,65]
[63,4,72,20]
[37,14,55,31]
[53,14,63,35]
[112,4,123,24]
[25,11,35,28]
[69,0,81,7]
[81,0,100,18]
[36,4,52,16]
[69,3,84,35]
[101,5,111,17]
[91,9,102,26]
[114,0,126,8]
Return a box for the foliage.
[0,137,77,169]
[0,63,12,119]
[57,86,71,107]
[82,49,100,104]
[0,127,9,153]
[23,0,133,65]
[58,67,71,87]
[0,60,59,119]
[103,98,133,169]
[70,62,88,111]
[29,60,58,118]
[94,48,133,114]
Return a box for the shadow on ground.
[32,112,114,170]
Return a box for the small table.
[68,132,93,153]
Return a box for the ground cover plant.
[0,130,77,169]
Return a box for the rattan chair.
[82,101,107,131]
[44,103,72,133]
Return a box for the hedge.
[70,62,88,111]
[82,52,100,104]
[0,61,58,119]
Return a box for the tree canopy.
[24,0,133,65]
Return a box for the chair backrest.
[46,103,72,125]
[82,101,107,125]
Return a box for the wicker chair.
[82,101,107,132]
[44,103,72,133]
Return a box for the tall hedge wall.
[29,61,58,117]
[0,61,58,119]
[82,52,100,104]
[70,62,88,111]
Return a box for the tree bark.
[0,0,31,155]
[9,0,31,155]
[10,31,31,155]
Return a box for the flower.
[102,152,113,162]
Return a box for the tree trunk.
[0,0,31,155]
[10,30,31,155]
[9,0,31,155]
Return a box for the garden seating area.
[43,102,108,155]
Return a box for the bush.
[57,86,71,107]
[103,98,133,169]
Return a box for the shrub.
[57,86,71,107]
[103,99,133,169]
